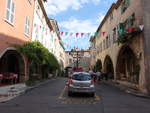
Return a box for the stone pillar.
[142,0,150,93]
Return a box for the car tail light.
[68,80,73,85]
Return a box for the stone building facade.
[90,0,149,93]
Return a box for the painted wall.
[0,0,35,80]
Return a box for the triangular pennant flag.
[70,33,73,36]
[87,33,91,37]
[61,32,64,35]
[50,29,53,32]
[139,25,144,30]
[65,32,68,36]
[40,25,41,29]
[102,32,106,36]
[53,29,56,32]
[94,32,98,37]
[81,33,84,37]
[34,23,36,27]
[42,27,44,32]
[76,33,79,37]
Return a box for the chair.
[0,74,3,84]
[13,74,18,83]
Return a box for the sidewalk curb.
[100,81,150,99]
[24,78,57,93]
[0,78,57,103]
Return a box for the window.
[121,0,130,14]
[24,16,30,36]
[106,37,109,48]
[113,28,116,43]
[108,35,111,47]
[110,13,113,21]
[6,0,15,24]
[28,0,32,4]
[127,13,135,27]
[35,27,39,40]
[103,40,105,50]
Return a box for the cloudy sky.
[44,0,117,50]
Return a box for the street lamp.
[69,48,84,68]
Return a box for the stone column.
[142,0,150,93]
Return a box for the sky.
[44,0,118,50]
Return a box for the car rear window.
[72,73,91,81]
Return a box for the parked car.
[67,72,95,97]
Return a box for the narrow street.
[0,78,150,113]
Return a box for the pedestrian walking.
[96,71,101,82]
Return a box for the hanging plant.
[117,27,141,44]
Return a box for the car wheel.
[68,91,72,96]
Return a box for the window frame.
[24,16,30,36]
[28,0,32,4]
[5,0,15,25]
[121,0,130,14]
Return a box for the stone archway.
[0,50,25,83]
[116,46,139,84]
[95,59,102,72]
[103,55,114,79]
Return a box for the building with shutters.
[0,0,35,83]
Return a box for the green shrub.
[15,41,60,80]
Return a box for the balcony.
[117,27,142,44]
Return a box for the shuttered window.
[24,16,30,36]
[121,0,130,14]
[6,0,15,24]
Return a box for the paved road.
[0,78,150,113]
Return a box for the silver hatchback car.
[67,72,95,97]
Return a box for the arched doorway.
[0,50,25,83]
[103,56,114,79]
[95,59,102,72]
[116,46,139,84]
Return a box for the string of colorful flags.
[34,23,144,39]
[34,23,107,37]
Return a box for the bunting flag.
[94,32,98,37]
[33,23,108,38]
[81,33,84,37]
[53,29,56,32]
[50,29,53,32]
[76,33,79,37]
[34,23,36,27]
[87,33,91,37]
[102,32,106,36]
[139,25,144,31]
[70,33,73,36]
[42,27,44,32]
[65,32,68,36]
[61,32,64,35]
